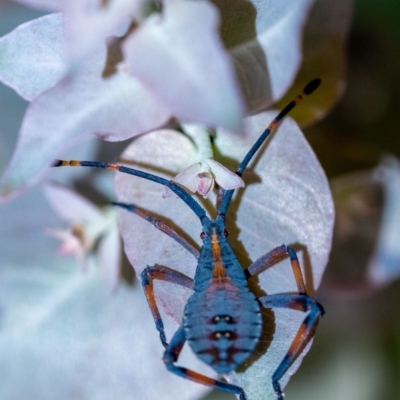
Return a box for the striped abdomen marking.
[183,281,262,374]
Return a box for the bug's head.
[200,215,229,242]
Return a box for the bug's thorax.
[193,216,247,291]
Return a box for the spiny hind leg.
[141,265,193,348]
[245,245,306,295]
[258,294,324,400]
[164,326,247,400]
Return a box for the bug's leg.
[257,294,324,400]
[249,245,323,399]
[113,202,199,259]
[245,245,306,295]
[53,160,207,220]
[164,325,247,400]
[217,79,321,216]
[141,265,194,349]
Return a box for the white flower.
[46,224,88,267]
[43,182,121,291]
[163,158,244,199]
[0,0,324,199]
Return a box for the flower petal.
[122,0,245,132]
[0,47,170,200]
[43,182,103,223]
[0,184,209,399]
[114,113,333,399]
[224,0,315,112]
[172,162,203,193]
[197,172,214,198]
[162,161,202,198]
[0,13,66,101]
[63,0,143,70]
[205,158,245,190]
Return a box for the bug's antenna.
[53,160,207,221]
[218,78,321,216]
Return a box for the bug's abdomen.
[183,281,262,374]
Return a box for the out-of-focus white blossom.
[0,0,329,199]
[43,182,121,291]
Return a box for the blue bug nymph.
[54,79,324,400]
[183,216,262,374]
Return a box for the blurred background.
[287,0,400,398]
[1,0,400,399]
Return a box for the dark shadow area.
[210,0,272,113]
[119,241,136,285]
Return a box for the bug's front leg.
[245,244,306,295]
[114,202,200,258]
[164,325,247,400]
[258,294,324,400]
[141,265,193,348]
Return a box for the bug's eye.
[200,232,206,239]
[223,229,229,237]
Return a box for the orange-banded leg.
[53,159,207,220]
[257,294,324,400]
[113,202,199,259]
[141,265,194,348]
[163,325,247,400]
[245,245,306,295]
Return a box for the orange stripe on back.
[211,229,226,278]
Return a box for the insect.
[54,78,324,400]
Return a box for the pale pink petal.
[46,227,88,270]
[9,0,318,121]
[43,182,102,223]
[57,234,85,257]
[114,115,333,398]
[122,1,245,132]
[0,14,66,101]
[173,162,203,191]
[205,158,245,190]
[10,1,140,75]
[197,172,214,198]
[162,161,202,198]
[0,47,170,200]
